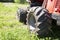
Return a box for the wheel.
[17,8,27,24]
[27,7,52,37]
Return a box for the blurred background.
[0,0,27,4]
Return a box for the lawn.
[0,2,60,40]
[0,2,39,40]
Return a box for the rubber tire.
[17,8,27,24]
[27,7,52,37]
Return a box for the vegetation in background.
[14,0,27,4]
[0,0,27,4]
[14,0,20,3]
[0,0,14,2]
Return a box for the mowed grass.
[0,2,39,40]
[0,2,60,40]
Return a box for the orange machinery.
[43,0,60,25]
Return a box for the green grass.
[0,2,60,40]
[0,2,28,28]
[0,2,39,40]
